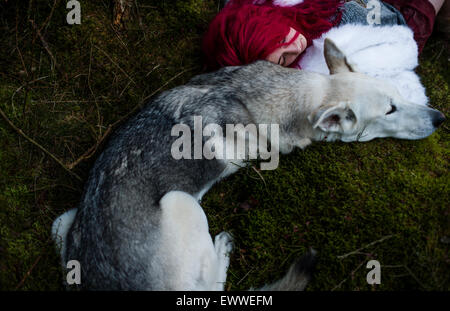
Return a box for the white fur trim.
[298,24,428,106]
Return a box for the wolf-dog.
[52,39,445,290]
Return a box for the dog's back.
[58,69,258,289]
[54,61,321,290]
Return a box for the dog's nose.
[432,111,446,128]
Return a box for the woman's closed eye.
[278,54,286,66]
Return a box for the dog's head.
[308,39,445,142]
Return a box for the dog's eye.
[386,104,396,115]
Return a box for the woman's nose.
[283,40,302,55]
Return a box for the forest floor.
[0,0,448,290]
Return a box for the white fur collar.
[298,24,428,106]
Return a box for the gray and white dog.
[52,39,445,290]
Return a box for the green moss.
[203,132,449,290]
[0,0,448,290]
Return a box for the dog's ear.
[308,102,351,133]
[324,38,357,74]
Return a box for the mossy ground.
[0,0,448,291]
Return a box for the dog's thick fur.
[52,39,444,290]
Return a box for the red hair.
[202,0,344,71]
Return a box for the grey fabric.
[219,1,407,26]
[340,0,407,26]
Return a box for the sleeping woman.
[201,0,445,106]
[203,0,444,70]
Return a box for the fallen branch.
[0,107,82,182]
[30,19,57,71]
[15,6,28,77]
[66,125,112,170]
[38,0,59,36]
[331,259,367,291]
[94,45,136,85]
[15,255,42,290]
[251,166,266,186]
[236,267,254,286]
[66,67,195,169]
[383,264,427,289]
[337,235,395,259]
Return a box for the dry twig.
[30,19,57,71]
[66,67,195,169]
[337,235,395,259]
[14,255,42,290]
[0,107,82,181]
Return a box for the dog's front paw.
[214,231,233,257]
[296,138,312,149]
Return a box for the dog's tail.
[254,249,317,291]
[51,208,77,265]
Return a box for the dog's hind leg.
[158,191,232,290]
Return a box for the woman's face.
[265,27,307,67]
